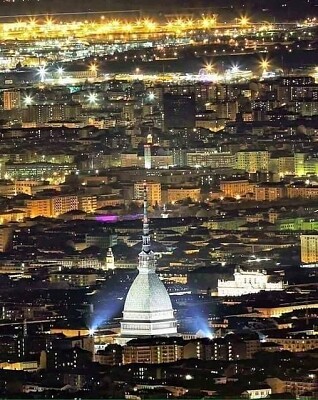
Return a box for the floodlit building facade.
[301,234,318,264]
[218,267,284,297]
[134,181,161,206]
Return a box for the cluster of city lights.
[19,53,275,93]
[199,55,272,81]
[0,15,275,41]
[27,59,273,89]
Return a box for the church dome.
[124,272,173,314]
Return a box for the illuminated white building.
[119,183,177,343]
[218,267,284,297]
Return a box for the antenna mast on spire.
[143,180,148,225]
[142,181,151,253]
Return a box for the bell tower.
[105,247,115,270]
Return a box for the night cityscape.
[0,0,317,398]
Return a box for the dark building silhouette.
[163,93,196,130]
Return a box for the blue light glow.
[88,280,127,331]
[193,314,214,339]
[180,302,214,339]
[89,300,123,331]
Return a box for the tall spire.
[142,181,151,254]
[120,179,177,343]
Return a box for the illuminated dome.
[124,273,174,314]
[119,183,177,343]
[122,268,176,328]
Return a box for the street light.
[143,19,156,31]
[89,63,98,75]
[201,16,216,29]
[147,92,156,102]
[261,59,269,70]
[23,95,33,106]
[88,92,98,105]
[231,64,240,73]
[44,17,54,28]
[260,58,270,75]
[38,65,47,82]
[57,66,64,77]
[239,16,249,27]
[205,62,214,73]
[28,17,37,28]
[124,23,133,33]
